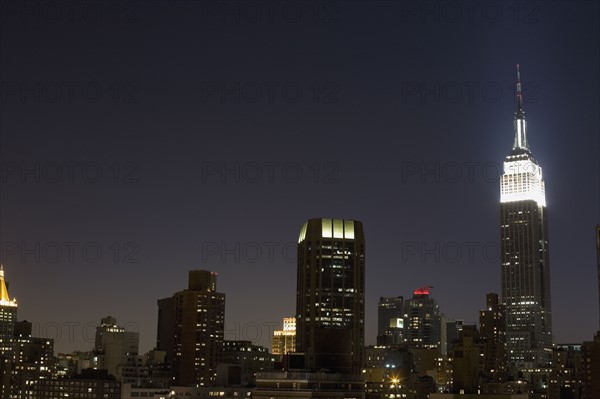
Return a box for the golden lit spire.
[0,265,17,307]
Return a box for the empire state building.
[500,66,553,369]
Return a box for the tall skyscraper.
[296,218,365,374]
[0,266,17,399]
[377,296,405,346]
[407,287,441,350]
[158,270,225,386]
[500,65,553,368]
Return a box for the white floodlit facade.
[499,66,552,370]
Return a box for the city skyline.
[0,203,597,358]
[1,1,598,359]
[0,204,598,356]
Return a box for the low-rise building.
[30,369,121,399]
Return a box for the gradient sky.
[1,0,599,354]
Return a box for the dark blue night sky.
[1,1,598,353]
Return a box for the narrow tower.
[500,66,553,369]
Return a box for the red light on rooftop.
[413,286,433,296]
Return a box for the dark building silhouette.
[254,371,365,399]
[450,325,485,394]
[296,218,365,374]
[156,296,176,363]
[500,66,552,369]
[479,293,506,381]
[582,333,600,399]
[158,270,225,386]
[583,226,600,399]
[597,225,600,327]
[219,340,275,386]
[443,319,463,357]
[377,296,405,347]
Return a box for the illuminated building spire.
[0,265,17,307]
[516,64,524,117]
[513,64,529,153]
[500,66,552,368]
[0,265,9,301]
